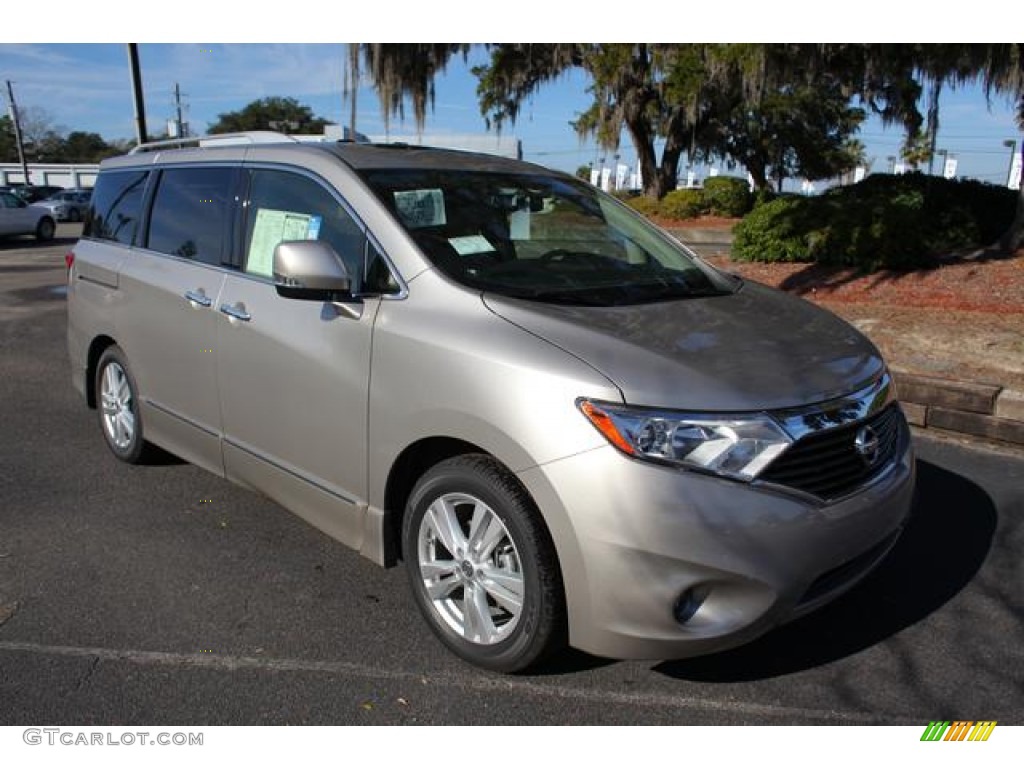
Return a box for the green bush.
[660,188,707,220]
[624,195,662,217]
[732,174,1016,270]
[702,176,752,217]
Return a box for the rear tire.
[35,216,55,241]
[95,346,152,464]
[402,454,566,673]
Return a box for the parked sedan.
[12,185,65,204]
[0,191,56,240]
[35,189,91,222]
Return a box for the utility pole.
[4,80,31,186]
[127,44,148,145]
[172,82,188,138]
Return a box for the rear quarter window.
[83,170,150,245]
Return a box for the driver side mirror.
[273,240,356,302]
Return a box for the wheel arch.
[380,436,486,566]
[85,335,118,409]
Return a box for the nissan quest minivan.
[67,133,915,672]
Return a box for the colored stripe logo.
[921,721,997,741]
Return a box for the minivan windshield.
[360,169,735,306]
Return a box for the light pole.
[1004,139,1018,187]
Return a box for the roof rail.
[128,131,300,155]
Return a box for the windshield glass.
[360,169,734,306]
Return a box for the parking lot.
[1,228,1023,725]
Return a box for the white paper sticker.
[509,208,530,240]
[247,208,318,277]
[394,189,446,229]
[448,235,496,256]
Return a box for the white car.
[0,191,56,241]
[35,189,91,222]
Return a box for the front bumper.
[518,428,915,660]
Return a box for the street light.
[1004,139,1018,187]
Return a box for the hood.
[483,281,883,412]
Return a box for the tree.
[55,131,118,163]
[355,44,469,133]
[0,115,17,163]
[835,44,1024,250]
[353,42,1024,241]
[973,44,1024,251]
[208,97,330,135]
[13,105,66,162]
[356,44,869,198]
[690,50,867,192]
[476,44,695,199]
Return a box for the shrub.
[660,188,707,220]
[733,197,818,263]
[702,176,752,217]
[732,174,1016,270]
[624,195,662,217]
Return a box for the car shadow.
[652,458,996,682]
[139,444,188,466]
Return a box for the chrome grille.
[759,403,905,500]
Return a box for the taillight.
[65,251,75,283]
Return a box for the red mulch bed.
[703,251,1024,315]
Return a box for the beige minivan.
[68,133,915,672]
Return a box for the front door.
[216,167,377,549]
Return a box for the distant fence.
[0,163,100,189]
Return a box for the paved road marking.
[0,639,907,724]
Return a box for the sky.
[1,19,1021,188]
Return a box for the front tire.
[403,455,566,673]
[95,346,151,464]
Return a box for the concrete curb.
[894,371,1024,447]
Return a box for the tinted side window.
[243,170,365,283]
[83,170,149,245]
[147,167,234,265]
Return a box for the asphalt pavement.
[1,232,1022,725]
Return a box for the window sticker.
[448,235,496,256]
[394,189,446,229]
[509,208,531,240]
[247,208,320,277]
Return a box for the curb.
[893,371,1024,447]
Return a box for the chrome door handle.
[219,303,251,322]
[184,289,212,308]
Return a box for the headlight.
[578,399,792,481]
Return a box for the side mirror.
[273,240,355,302]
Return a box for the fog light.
[673,587,706,625]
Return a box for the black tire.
[35,216,55,241]
[68,208,82,223]
[402,454,566,673]
[94,346,152,464]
